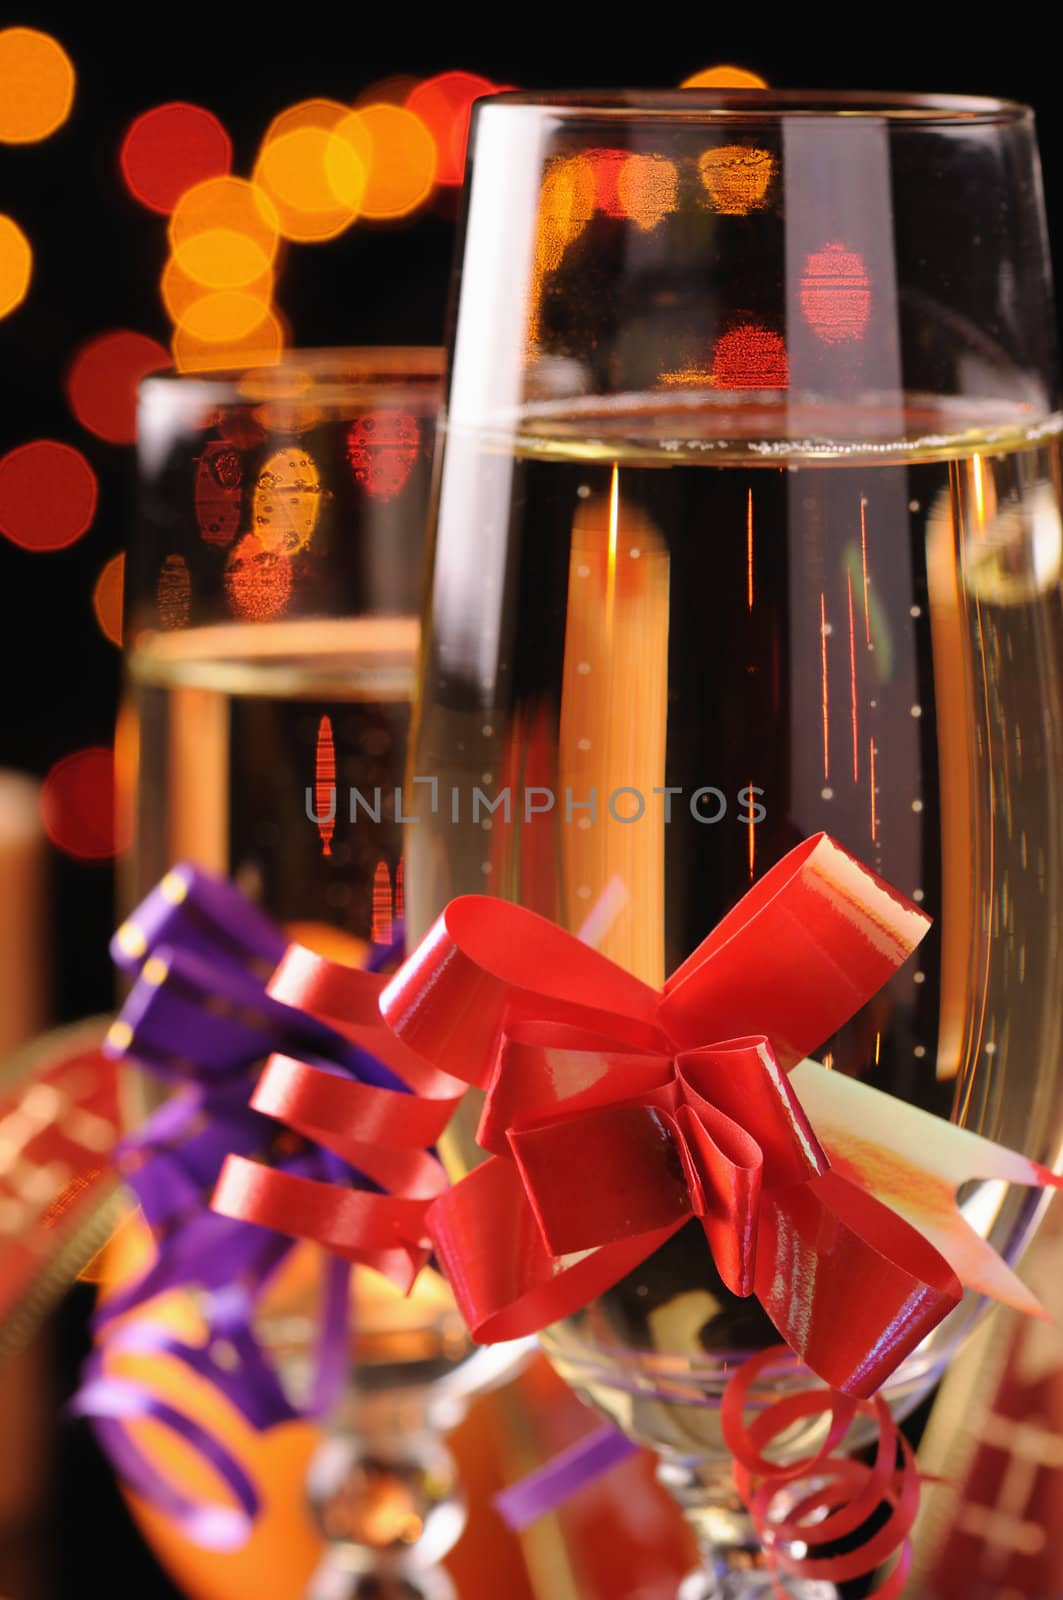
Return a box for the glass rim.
[479,88,1033,126]
[138,345,444,406]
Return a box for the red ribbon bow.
[213,833,980,1397]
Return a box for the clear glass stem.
[305,1381,467,1600]
[656,1458,838,1600]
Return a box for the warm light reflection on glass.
[800,241,871,344]
[406,71,498,185]
[0,440,97,550]
[586,148,628,218]
[65,330,169,444]
[0,215,32,319]
[0,27,75,144]
[193,441,243,546]
[681,65,768,89]
[346,104,437,219]
[371,859,394,943]
[711,324,789,389]
[156,554,190,629]
[698,145,775,214]
[224,533,292,620]
[617,154,678,231]
[92,552,124,646]
[253,446,322,553]
[345,411,420,501]
[120,103,231,215]
[528,154,596,345]
[314,716,336,858]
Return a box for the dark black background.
[0,11,1058,1596]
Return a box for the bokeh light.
[254,117,367,242]
[161,255,274,334]
[224,533,292,620]
[40,747,129,861]
[712,324,789,389]
[801,241,872,344]
[406,72,497,185]
[172,307,285,372]
[253,447,322,552]
[682,65,768,89]
[699,146,775,214]
[354,76,420,109]
[617,155,677,231]
[0,215,32,318]
[92,553,124,646]
[0,441,97,550]
[586,149,628,218]
[344,104,437,219]
[120,103,232,215]
[156,554,191,628]
[0,28,75,144]
[169,178,279,288]
[65,331,170,444]
[346,412,420,501]
[194,441,243,546]
[177,290,276,343]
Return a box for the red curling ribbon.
[212,831,1063,1402]
[722,1346,921,1598]
[213,944,467,1288]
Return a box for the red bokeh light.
[65,330,170,444]
[346,411,420,501]
[40,747,129,861]
[712,324,789,389]
[120,103,232,215]
[586,149,628,218]
[0,440,97,550]
[224,533,292,620]
[800,241,871,345]
[405,72,498,185]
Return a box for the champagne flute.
[120,348,523,1600]
[405,90,1063,1597]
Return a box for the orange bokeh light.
[40,747,129,862]
[406,72,497,185]
[169,178,279,289]
[224,533,292,620]
[354,76,420,109]
[345,104,437,219]
[0,214,32,318]
[120,103,232,215]
[93,552,124,646]
[617,155,678,231]
[0,27,74,144]
[699,145,775,215]
[65,331,170,444]
[172,308,285,373]
[0,441,97,550]
[156,554,191,629]
[255,128,366,242]
[161,253,274,333]
[253,447,322,553]
[682,65,768,89]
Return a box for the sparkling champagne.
[408,396,1063,1448]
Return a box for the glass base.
[677,1570,837,1600]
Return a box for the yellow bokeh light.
[682,65,768,89]
[173,309,285,373]
[178,290,275,344]
[169,178,279,288]
[254,127,366,242]
[161,252,273,331]
[0,215,32,317]
[699,145,776,214]
[0,27,75,144]
[253,447,322,554]
[343,104,437,220]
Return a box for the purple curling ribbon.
[493,1425,640,1532]
[76,865,404,1546]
